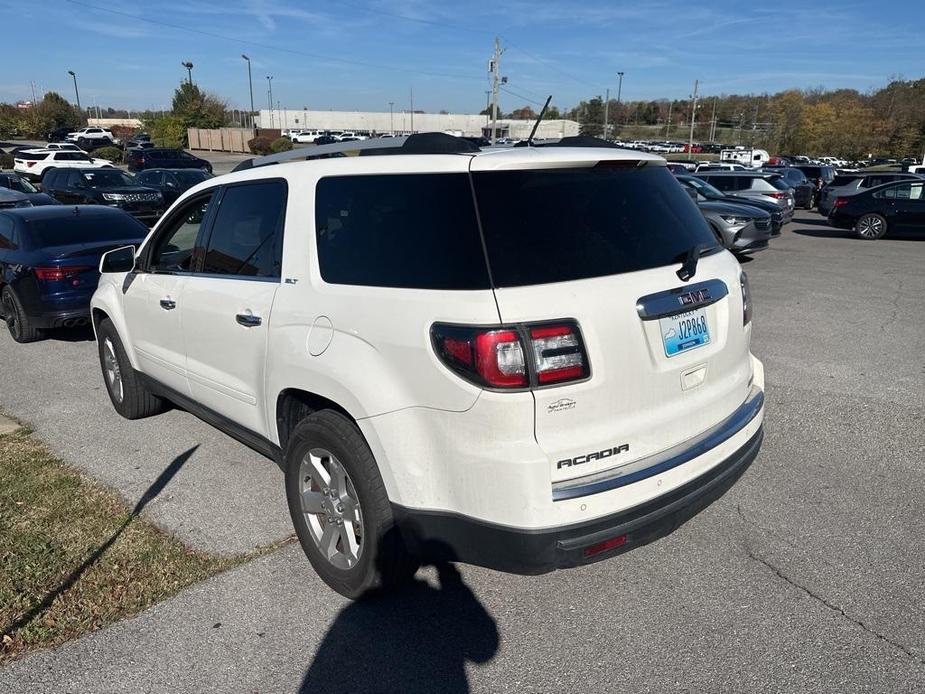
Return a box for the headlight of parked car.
[719,215,751,226]
[102,193,126,202]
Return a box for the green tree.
[0,104,26,138]
[27,92,82,137]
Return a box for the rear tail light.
[766,192,789,199]
[431,320,589,390]
[34,265,93,284]
[26,162,36,168]
[832,197,849,209]
[740,272,753,325]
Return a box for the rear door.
[470,160,754,486]
[180,179,287,437]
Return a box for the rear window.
[16,152,49,161]
[767,176,790,191]
[831,175,861,187]
[25,214,147,247]
[472,165,719,288]
[315,173,490,290]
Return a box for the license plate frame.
[659,308,710,357]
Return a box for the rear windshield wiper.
[676,243,710,282]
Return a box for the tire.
[2,286,44,343]
[285,410,418,599]
[96,318,166,419]
[855,213,887,240]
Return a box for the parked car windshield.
[173,170,211,185]
[81,170,139,188]
[1,176,39,194]
[472,165,720,288]
[25,214,147,247]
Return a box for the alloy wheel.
[299,448,364,570]
[857,215,884,239]
[2,292,18,338]
[103,337,124,403]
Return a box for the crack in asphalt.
[737,505,923,666]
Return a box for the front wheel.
[855,213,887,240]
[96,318,166,419]
[285,410,417,599]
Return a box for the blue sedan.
[0,206,148,342]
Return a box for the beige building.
[256,109,579,139]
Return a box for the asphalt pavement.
[1,215,923,693]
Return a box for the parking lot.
[1,213,923,692]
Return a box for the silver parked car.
[696,199,772,254]
[694,172,795,222]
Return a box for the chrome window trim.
[552,386,764,502]
[636,278,728,321]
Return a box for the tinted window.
[135,171,157,185]
[473,166,719,288]
[80,170,138,187]
[879,183,925,200]
[25,213,147,247]
[55,152,92,162]
[315,174,489,289]
[173,170,210,185]
[766,176,790,191]
[16,152,49,161]
[831,175,862,187]
[0,217,17,250]
[704,176,741,191]
[202,181,286,278]
[149,194,214,272]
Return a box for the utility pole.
[410,87,414,134]
[278,100,284,130]
[181,61,194,86]
[688,79,699,154]
[665,101,673,138]
[603,88,609,140]
[709,96,717,142]
[242,55,255,131]
[266,75,274,128]
[485,90,491,127]
[29,81,37,107]
[615,71,624,135]
[489,36,505,144]
[389,102,394,134]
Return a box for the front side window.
[201,181,287,278]
[149,194,214,272]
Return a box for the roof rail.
[231,132,479,173]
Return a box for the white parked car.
[91,135,766,598]
[66,126,119,144]
[13,149,114,182]
[292,130,325,143]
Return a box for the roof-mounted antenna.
[527,95,553,146]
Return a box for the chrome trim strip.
[552,386,764,502]
[636,278,728,321]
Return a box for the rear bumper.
[30,307,91,329]
[393,387,765,575]
[395,426,763,574]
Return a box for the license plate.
[660,309,710,357]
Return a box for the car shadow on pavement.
[0,445,199,637]
[791,216,831,227]
[299,550,499,694]
[44,325,96,343]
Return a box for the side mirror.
[100,245,136,274]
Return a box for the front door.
[123,191,217,396]
[182,179,287,437]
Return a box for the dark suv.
[42,169,166,225]
[793,165,836,205]
[818,172,924,216]
[125,148,213,174]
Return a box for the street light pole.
[388,101,394,134]
[67,70,81,115]
[181,61,194,86]
[604,87,609,140]
[266,75,274,128]
[242,54,255,131]
[616,71,624,133]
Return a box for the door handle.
[236,313,262,327]
[159,298,176,310]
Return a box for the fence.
[187,128,281,153]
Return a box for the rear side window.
[26,214,147,246]
[202,181,287,279]
[315,174,490,289]
[17,152,49,161]
[704,176,740,192]
[831,175,861,187]
[473,165,719,288]
[0,217,18,250]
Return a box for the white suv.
[91,134,765,598]
[13,149,114,182]
[66,126,119,144]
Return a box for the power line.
[503,42,603,91]
[500,86,546,107]
[62,0,485,83]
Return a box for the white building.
[256,109,579,140]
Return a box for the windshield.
[1,176,39,193]
[81,170,139,188]
[472,166,720,288]
[26,214,147,247]
[682,176,725,199]
[173,170,211,185]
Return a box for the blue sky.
[3,0,922,114]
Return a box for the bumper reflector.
[583,534,627,558]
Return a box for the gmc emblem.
[679,288,711,306]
